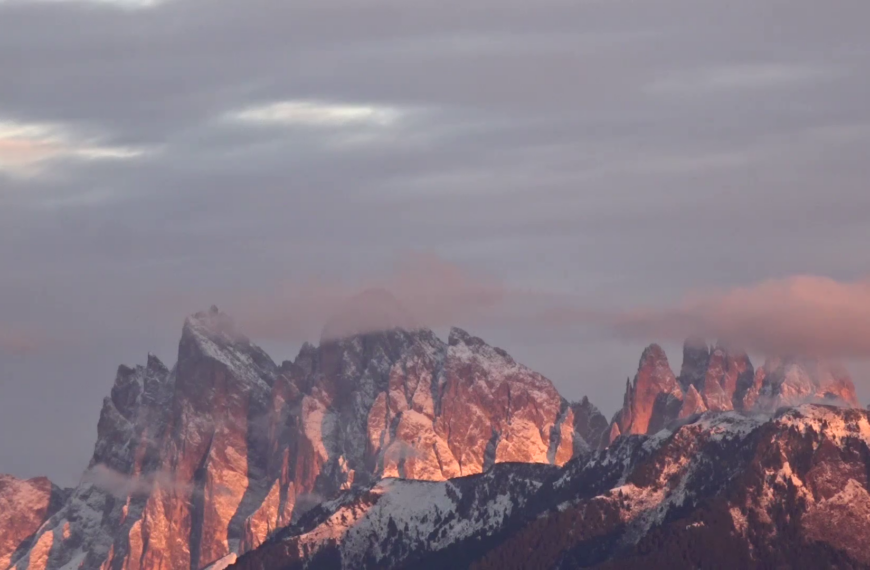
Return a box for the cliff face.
[0,476,67,570]
[607,339,857,443]
[755,357,860,410]
[609,344,682,443]
[232,405,870,570]
[5,307,602,570]
[6,308,861,570]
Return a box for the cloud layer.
[608,276,870,359]
[198,254,870,363]
[0,326,40,355]
[82,464,191,498]
[2,0,870,485]
[183,253,506,342]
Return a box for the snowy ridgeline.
[234,404,870,570]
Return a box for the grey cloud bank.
[1,0,869,485]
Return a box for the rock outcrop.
[607,339,858,442]
[755,357,859,410]
[6,306,598,570]
[609,344,682,442]
[232,405,870,570]
[6,306,863,570]
[0,476,67,570]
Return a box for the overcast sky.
[1,0,869,486]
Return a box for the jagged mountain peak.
[107,353,174,422]
[757,356,858,409]
[184,306,249,345]
[447,326,478,346]
[609,337,862,450]
[679,337,711,391]
[233,404,870,570]
[448,327,515,366]
[146,352,168,373]
[3,310,658,570]
[639,342,669,364]
[292,341,319,377]
[679,383,708,418]
[179,307,278,393]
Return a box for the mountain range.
[2,297,866,569]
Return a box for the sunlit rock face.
[610,344,683,439]
[678,339,755,412]
[608,338,857,441]
[6,308,283,570]
[8,305,597,569]
[303,324,593,493]
[0,476,67,570]
[12,302,861,570]
[233,405,870,570]
[678,384,708,418]
[756,357,859,410]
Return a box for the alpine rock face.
[3,300,863,570]
[3,303,606,570]
[0,477,67,570]
[605,339,859,444]
[232,404,870,570]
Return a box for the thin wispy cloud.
[165,252,506,343]
[228,100,403,129]
[83,464,192,498]
[646,63,835,96]
[0,119,151,177]
[0,325,41,355]
[0,0,165,8]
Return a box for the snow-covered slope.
[231,463,557,570]
[233,405,870,570]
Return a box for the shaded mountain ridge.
[232,404,870,569]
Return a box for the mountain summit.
[605,339,859,445]
[2,319,861,570]
[3,309,604,570]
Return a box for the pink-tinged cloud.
[83,464,192,498]
[608,275,870,359]
[217,252,507,342]
[0,327,41,355]
[165,256,870,360]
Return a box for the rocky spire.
[756,357,859,410]
[679,384,708,418]
[609,344,683,439]
[678,336,710,392]
[677,338,756,411]
[8,307,608,570]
